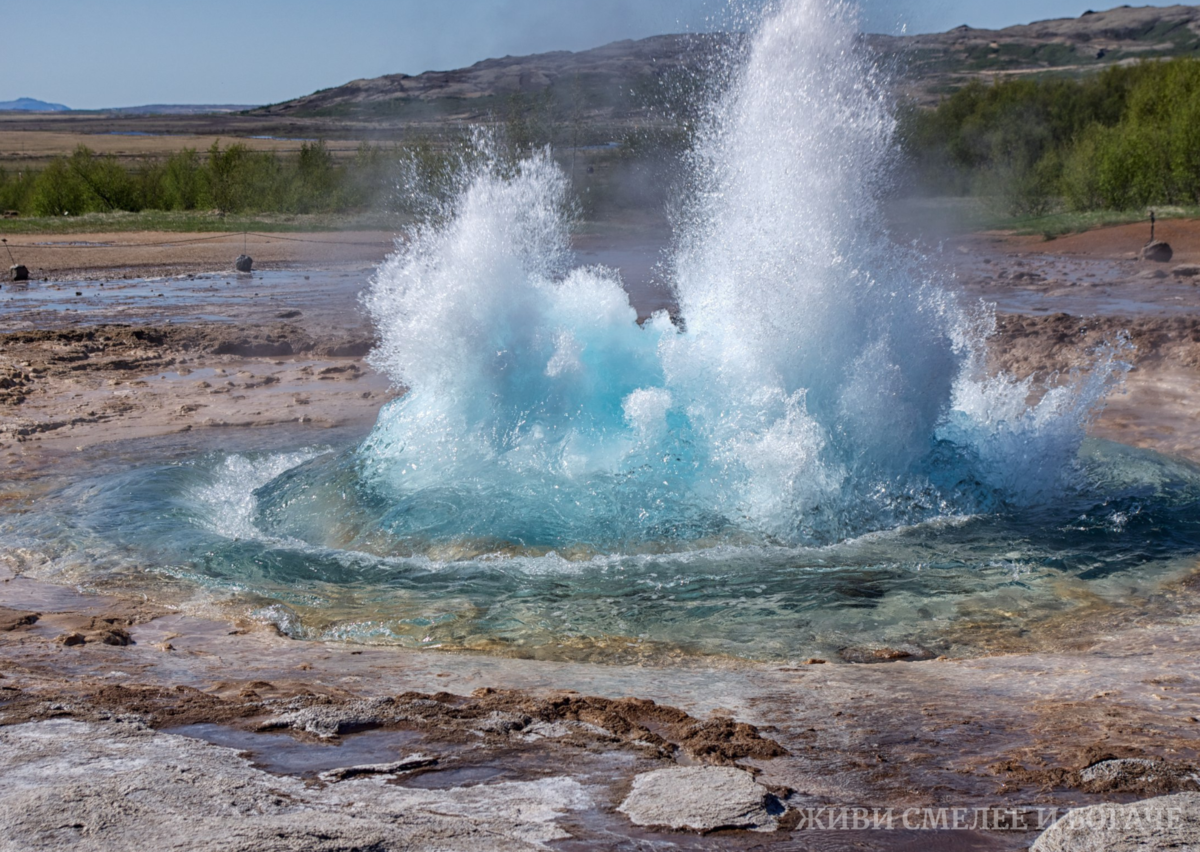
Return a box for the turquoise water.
[5,436,1200,662]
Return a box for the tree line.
[0,139,454,218]
[900,57,1200,215]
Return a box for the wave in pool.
[5,437,1200,661]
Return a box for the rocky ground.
[0,319,393,484]
[4,225,1200,849]
[953,217,1200,461]
[4,560,1200,850]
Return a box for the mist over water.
[8,0,1198,662]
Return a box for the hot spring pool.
[6,0,1200,666]
[5,434,1200,663]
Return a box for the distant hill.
[253,3,1200,126]
[254,32,729,126]
[100,104,259,115]
[0,100,258,115]
[0,97,70,112]
[870,2,1200,103]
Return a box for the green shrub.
[901,58,1200,211]
[0,167,36,213]
[28,158,93,216]
[160,149,211,210]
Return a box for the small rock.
[1032,792,1200,851]
[1080,758,1200,792]
[257,696,398,738]
[1082,758,1168,784]
[276,309,302,319]
[56,627,132,647]
[1139,268,1169,279]
[0,608,39,631]
[1172,264,1200,278]
[1142,241,1174,262]
[234,255,253,273]
[838,643,934,663]
[96,628,132,646]
[10,264,28,281]
[318,756,438,782]
[618,766,780,832]
[477,711,532,734]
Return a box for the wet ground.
[3,225,1200,848]
[4,552,1200,849]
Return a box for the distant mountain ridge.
[100,104,259,115]
[0,100,257,115]
[254,3,1200,123]
[255,32,727,123]
[0,97,70,112]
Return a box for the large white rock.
[617,765,778,832]
[1032,792,1200,852]
[0,719,590,852]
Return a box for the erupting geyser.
[14,0,1191,662]
[268,0,1122,554]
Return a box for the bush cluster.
[0,140,454,218]
[901,57,1200,214]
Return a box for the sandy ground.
[2,230,397,279]
[3,224,1200,848]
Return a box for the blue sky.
[6,1,1187,109]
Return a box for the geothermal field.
[5,1,1200,850]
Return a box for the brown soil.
[3,230,396,279]
[0,663,784,765]
[981,218,1200,261]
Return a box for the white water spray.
[355,0,1122,551]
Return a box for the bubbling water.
[260,0,1124,556]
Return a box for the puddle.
[166,723,425,777]
[0,269,373,328]
[1,250,676,329]
[402,765,510,788]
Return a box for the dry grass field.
[0,130,366,168]
[0,111,446,172]
[0,112,374,169]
